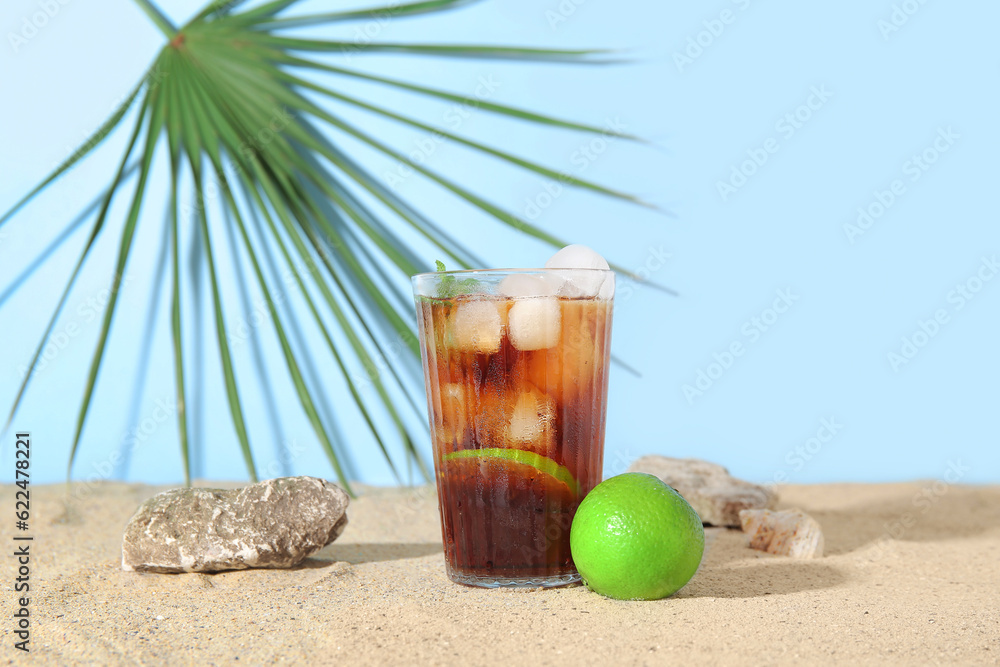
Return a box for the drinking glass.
[412,268,614,588]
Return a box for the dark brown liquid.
[416,295,612,582]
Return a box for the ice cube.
[544,244,612,298]
[545,244,610,272]
[448,300,503,353]
[599,272,615,299]
[434,383,470,453]
[505,386,556,456]
[497,273,560,298]
[508,297,561,350]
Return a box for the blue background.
[1,0,997,486]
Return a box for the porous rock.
[627,456,776,526]
[739,508,824,559]
[122,476,349,573]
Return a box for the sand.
[2,480,998,665]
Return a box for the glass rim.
[411,267,614,280]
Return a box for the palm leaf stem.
[132,0,177,38]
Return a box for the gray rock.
[626,456,776,527]
[122,476,349,573]
[739,508,824,558]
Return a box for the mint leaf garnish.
[434,260,481,299]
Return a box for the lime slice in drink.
[443,448,580,498]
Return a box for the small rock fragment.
[739,508,824,559]
[122,476,349,573]
[627,456,776,526]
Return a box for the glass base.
[446,566,581,589]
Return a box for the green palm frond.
[1,0,659,493]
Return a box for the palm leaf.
[1,0,667,492]
[167,164,192,485]
[0,170,136,309]
[191,164,259,482]
[250,0,480,29]
[255,35,613,62]
[281,55,641,139]
[3,101,150,436]
[67,90,165,476]
[238,170,409,483]
[0,83,144,228]
[282,71,652,207]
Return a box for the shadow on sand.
[799,484,1000,556]
[678,527,847,599]
[312,542,443,565]
[680,484,999,598]
[680,558,848,599]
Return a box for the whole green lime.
[570,472,705,600]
